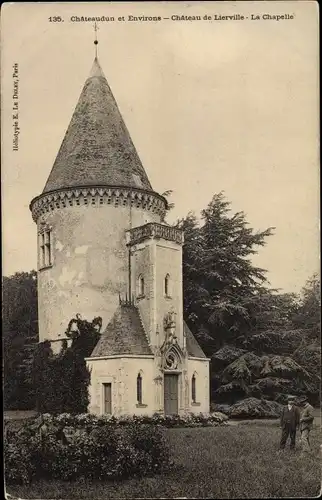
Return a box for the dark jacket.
[300,403,314,431]
[280,405,300,429]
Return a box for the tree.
[210,277,320,408]
[161,189,175,222]
[32,316,101,414]
[177,193,319,410]
[178,192,275,352]
[293,273,320,338]
[291,272,320,389]
[3,271,38,410]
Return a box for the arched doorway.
[162,346,182,415]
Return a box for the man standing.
[280,395,300,450]
[300,396,314,452]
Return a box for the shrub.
[32,317,101,415]
[125,424,170,473]
[4,440,33,485]
[4,415,171,485]
[31,411,228,430]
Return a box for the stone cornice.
[127,222,184,246]
[29,185,167,222]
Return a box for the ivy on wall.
[32,316,102,414]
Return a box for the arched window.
[137,373,143,404]
[138,275,145,297]
[192,374,196,403]
[164,274,170,297]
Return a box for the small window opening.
[138,275,145,297]
[192,374,196,404]
[164,274,170,297]
[39,228,52,268]
[137,373,142,404]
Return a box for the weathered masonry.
[30,54,210,416]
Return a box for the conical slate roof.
[43,57,153,194]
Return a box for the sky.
[1,1,320,293]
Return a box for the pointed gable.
[43,57,153,194]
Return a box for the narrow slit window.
[40,233,45,268]
[164,274,170,297]
[138,275,145,297]
[45,230,52,266]
[192,374,196,403]
[137,373,142,404]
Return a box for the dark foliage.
[293,273,320,339]
[3,271,38,410]
[177,192,275,352]
[32,317,101,414]
[177,194,320,408]
[4,415,170,484]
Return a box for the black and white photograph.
[1,1,320,498]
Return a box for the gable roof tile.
[90,305,152,358]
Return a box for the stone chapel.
[29,54,210,416]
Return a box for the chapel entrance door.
[103,383,112,414]
[164,374,179,415]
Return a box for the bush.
[4,415,171,485]
[228,397,282,419]
[37,411,228,430]
[4,411,229,485]
[4,440,33,485]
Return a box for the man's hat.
[301,395,308,402]
[287,395,296,401]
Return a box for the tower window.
[192,374,196,404]
[137,373,142,404]
[164,274,171,297]
[138,274,145,297]
[39,227,53,269]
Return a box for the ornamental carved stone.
[127,222,184,246]
[30,186,167,222]
[160,308,184,371]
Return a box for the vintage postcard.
[2,1,320,499]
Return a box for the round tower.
[30,57,166,344]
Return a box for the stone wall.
[130,238,184,349]
[186,358,210,413]
[37,203,160,343]
[131,243,153,341]
[87,355,210,416]
[87,356,155,415]
[155,241,184,348]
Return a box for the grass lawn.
[7,420,321,499]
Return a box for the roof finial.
[94,22,99,59]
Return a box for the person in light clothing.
[299,396,314,452]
